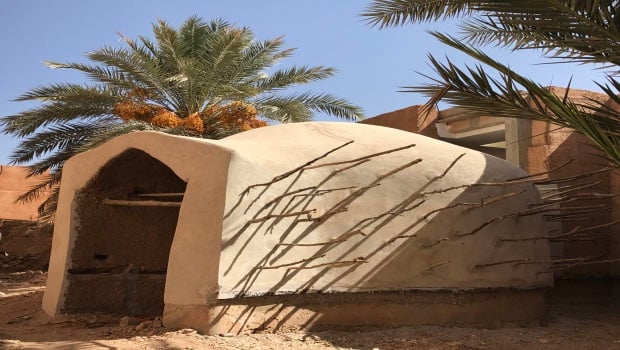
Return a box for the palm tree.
[361,0,620,166]
[1,16,364,220]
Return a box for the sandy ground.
[1,220,620,349]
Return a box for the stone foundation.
[164,289,546,335]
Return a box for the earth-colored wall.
[217,123,551,297]
[44,123,553,334]
[0,166,50,221]
[360,105,439,138]
[612,171,620,275]
[521,88,615,276]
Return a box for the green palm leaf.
[3,16,364,220]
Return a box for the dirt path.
[2,221,620,349]
[1,271,620,350]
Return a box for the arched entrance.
[63,148,186,316]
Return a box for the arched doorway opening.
[63,148,186,316]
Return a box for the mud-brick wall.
[610,170,620,276]
[526,120,613,276]
[360,105,439,138]
[521,87,617,276]
[0,165,51,221]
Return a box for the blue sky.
[0,0,608,165]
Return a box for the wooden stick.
[246,209,317,224]
[103,199,181,207]
[411,153,467,197]
[315,159,422,226]
[388,191,523,242]
[289,186,357,203]
[517,204,607,217]
[544,210,604,221]
[539,181,600,200]
[550,237,603,242]
[534,166,616,185]
[471,190,526,207]
[534,192,620,206]
[474,258,530,269]
[499,226,582,242]
[551,258,620,270]
[456,218,498,237]
[278,230,366,247]
[420,237,449,248]
[286,257,366,270]
[388,234,417,242]
[381,158,423,178]
[522,254,606,265]
[436,153,466,179]
[506,159,573,181]
[295,206,349,223]
[240,140,354,197]
[358,200,426,227]
[135,193,184,197]
[425,260,450,271]
[257,254,326,269]
[420,179,531,196]
[569,219,620,233]
[303,144,416,170]
[262,186,316,208]
[544,217,588,222]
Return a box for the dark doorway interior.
[64,148,187,316]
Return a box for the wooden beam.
[135,193,185,198]
[103,199,182,207]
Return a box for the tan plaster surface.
[43,132,231,315]
[43,122,553,331]
[218,123,551,297]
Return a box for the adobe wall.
[164,123,553,333]
[42,132,232,320]
[520,87,616,276]
[45,124,554,334]
[611,171,620,276]
[0,165,51,221]
[63,149,187,316]
[215,123,551,298]
[360,105,439,138]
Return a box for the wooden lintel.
[103,199,182,207]
[135,193,185,197]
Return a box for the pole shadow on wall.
[212,140,556,333]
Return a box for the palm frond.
[10,121,113,164]
[362,0,474,28]
[255,66,336,91]
[408,32,620,165]
[37,187,60,223]
[2,15,363,218]
[73,120,156,152]
[16,171,61,204]
[1,96,116,136]
[42,62,135,90]
[223,36,287,86]
[256,92,364,122]
[460,1,620,67]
